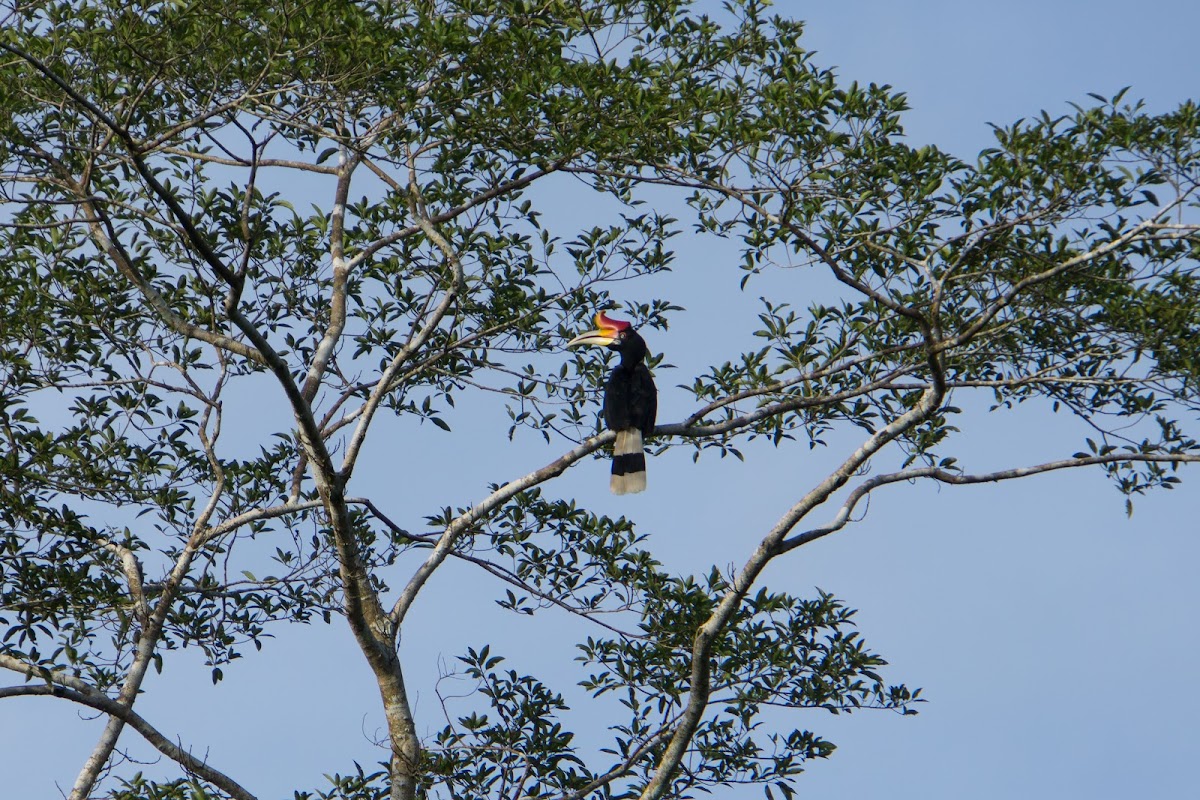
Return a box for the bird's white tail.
[611,429,647,494]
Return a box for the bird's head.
[567,311,649,365]
[566,311,631,350]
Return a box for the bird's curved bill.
[567,329,618,348]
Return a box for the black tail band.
[611,452,646,476]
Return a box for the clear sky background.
[4,1,1199,798]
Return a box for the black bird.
[568,311,657,494]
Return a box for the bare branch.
[782,452,1200,553]
[200,499,326,543]
[0,653,100,695]
[156,145,341,174]
[663,365,917,439]
[0,683,256,800]
[95,539,149,627]
[301,146,357,403]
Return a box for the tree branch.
[948,198,1190,349]
[662,365,916,439]
[781,452,1200,553]
[348,159,567,270]
[340,149,467,476]
[301,145,358,403]
[70,175,264,363]
[562,162,928,324]
[556,727,674,800]
[358,499,638,639]
[638,334,947,798]
[0,682,256,800]
[389,431,614,627]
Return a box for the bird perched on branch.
[568,311,658,494]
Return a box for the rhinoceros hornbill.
[568,311,657,494]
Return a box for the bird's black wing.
[630,363,657,439]
[603,369,631,432]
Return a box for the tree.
[2,0,1198,798]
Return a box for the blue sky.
[4,2,1199,798]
